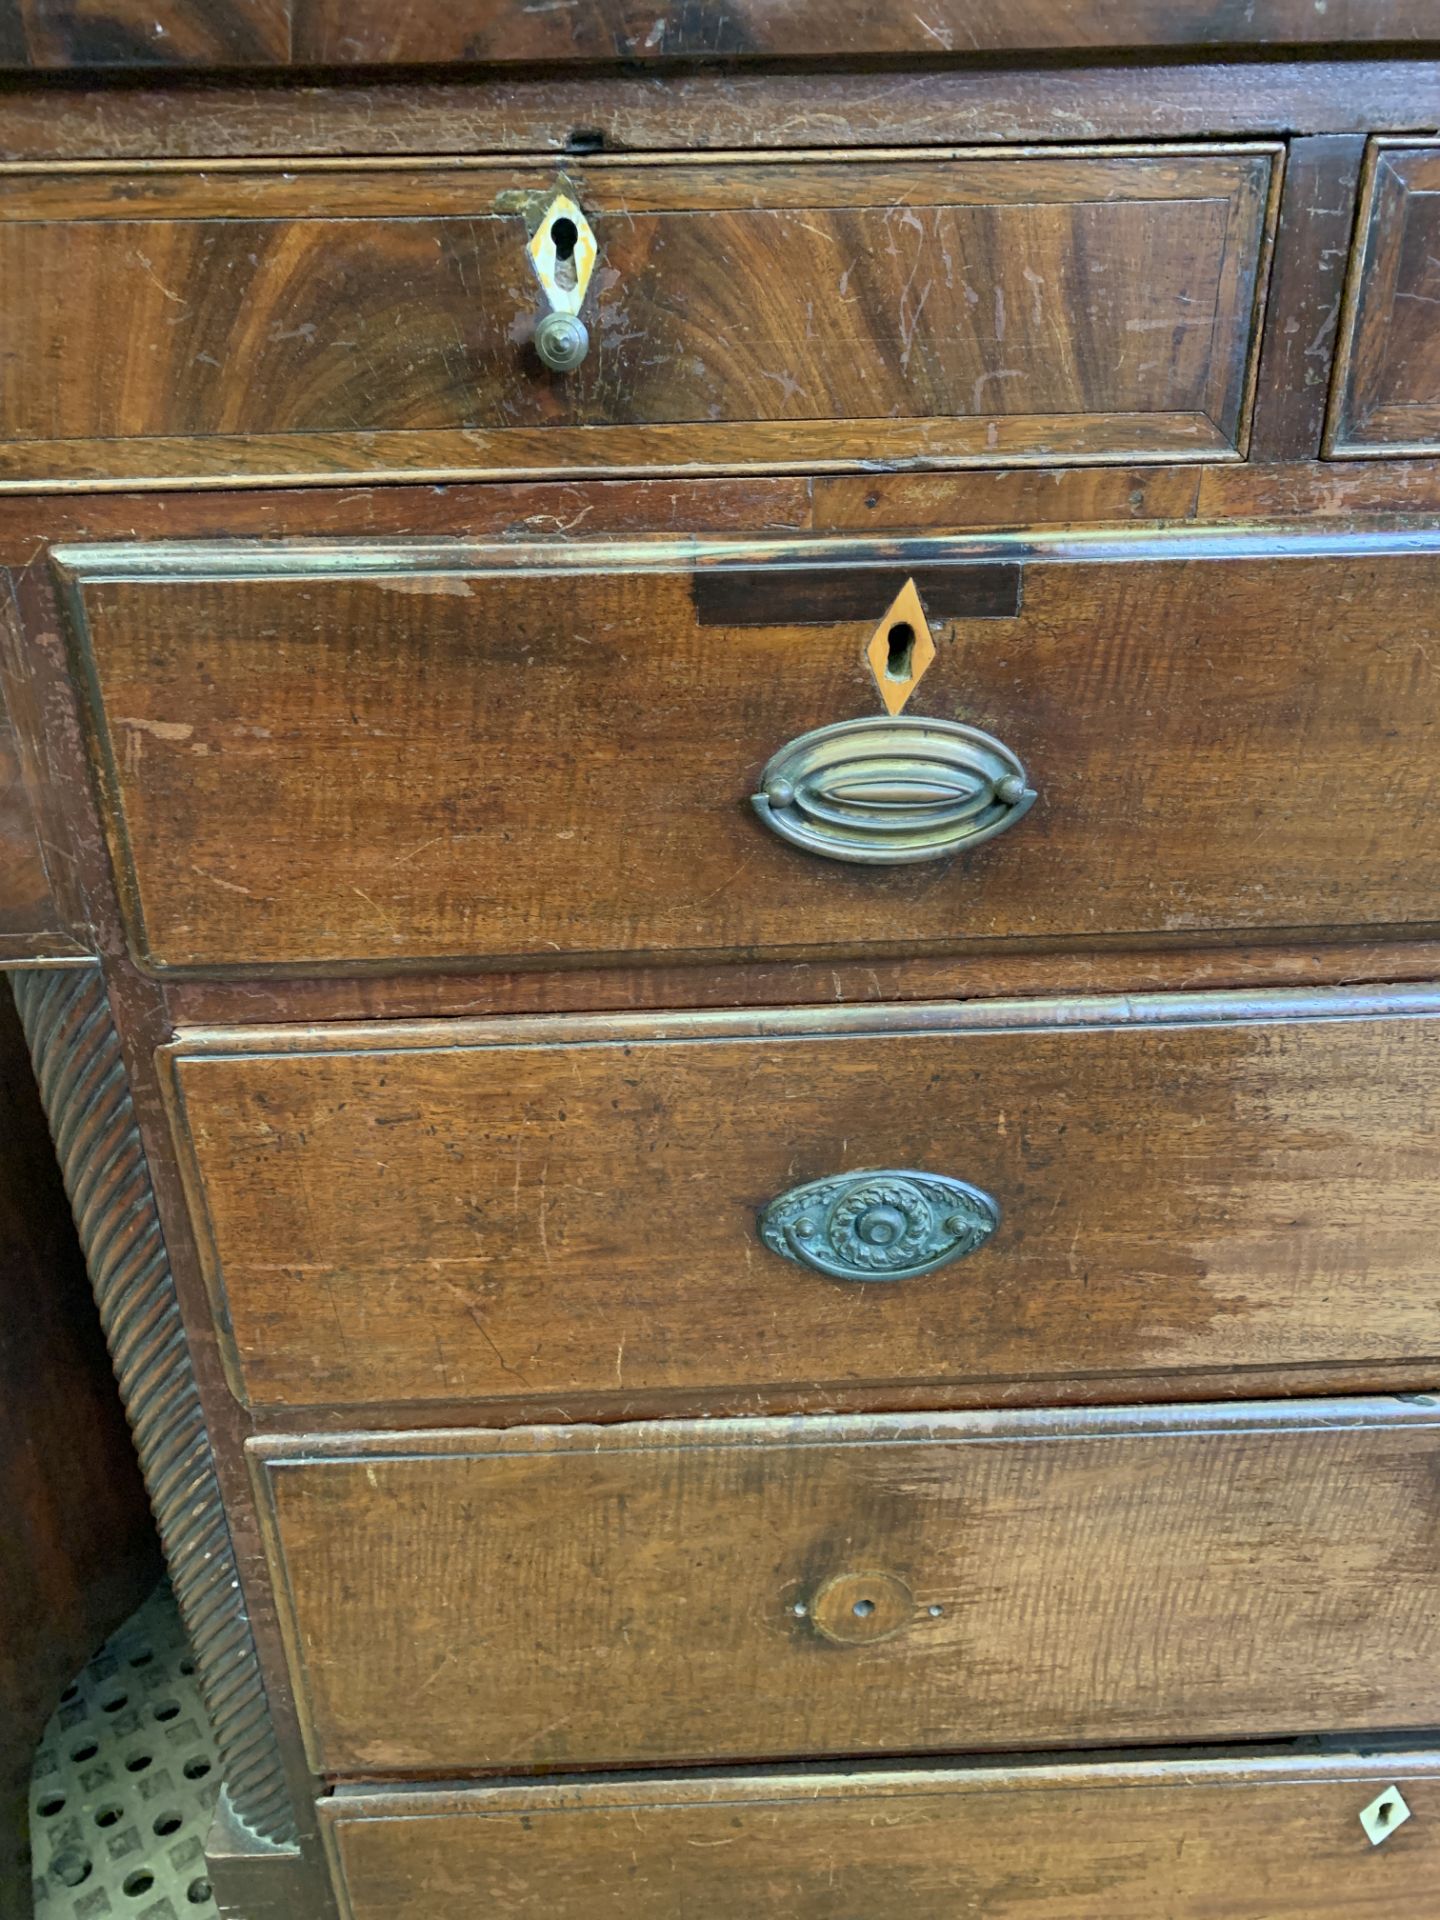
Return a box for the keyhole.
[885,622,916,681]
[551,215,579,291]
[1375,1801,1394,1829]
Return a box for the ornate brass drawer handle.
[752,715,1036,865]
[759,1169,1000,1282]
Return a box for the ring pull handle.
[528,190,597,374]
[759,1169,1000,1282]
[752,716,1036,866]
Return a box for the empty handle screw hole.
[885,622,916,681]
[853,1598,876,1618]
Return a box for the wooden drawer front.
[1331,142,1440,455]
[6,3,1437,68]
[168,991,1440,1416]
[254,1400,1440,1774]
[321,1754,1440,1920]
[64,528,1440,974]
[5,148,1275,488]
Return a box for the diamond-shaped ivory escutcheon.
[866,577,937,716]
[527,192,598,317]
[1359,1787,1412,1846]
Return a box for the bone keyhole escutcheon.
[528,190,598,373]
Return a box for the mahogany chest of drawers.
[5,10,1440,1917]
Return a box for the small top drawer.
[0,146,1277,488]
[1330,141,1440,455]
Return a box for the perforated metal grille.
[30,1584,220,1920]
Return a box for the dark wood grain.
[0,149,1276,488]
[6,457,1440,568]
[0,475,815,567]
[0,670,59,951]
[692,562,1022,626]
[0,565,98,965]
[1,64,1437,163]
[166,992,1440,1415]
[1329,142,1440,457]
[60,529,1440,975]
[323,1753,1440,1920]
[0,0,288,66]
[290,0,1440,64]
[158,941,1440,1039]
[2,0,1438,68]
[252,1399,1440,1774]
[1247,135,1367,463]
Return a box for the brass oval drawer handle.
[759,1169,999,1282]
[752,715,1036,865]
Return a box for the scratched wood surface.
[252,1400,1440,1773]
[6,455,1440,557]
[63,530,1440,974]
[166,997,1440,1414]
[0,671,57,953]
[1,0,1437,67]
[0,150,1275,487]
[0,62,1437,163]
[323,1754,1440,1920]
[1329,143,1440,457]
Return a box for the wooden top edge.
[53,523,1440,583]
[0,141,1283,176]
[163,982,1440,1060]
[320,1745,1440,1816]
[248,1394,1440,1468]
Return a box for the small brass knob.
[535,311,590,373]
